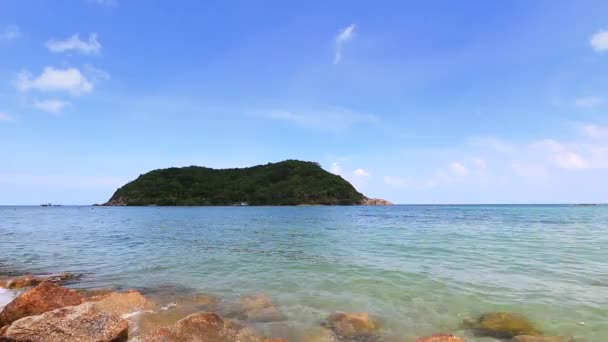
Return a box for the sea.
[0,205,607,341]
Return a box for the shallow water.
[1,205,607,341]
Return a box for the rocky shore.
[0,273,580,342]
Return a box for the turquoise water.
[1,205,607,341]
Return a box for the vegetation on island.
[105,160,367,206]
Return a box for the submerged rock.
[463,312,541,338]
[0,273,76,290]
[93,290,154,316]
[224,294,286,322]
[1,302,128,342]
[0,282,83,326]
[512,336,568,342]
[135,311,267,342]
[323,312,377,340]
[77,288,116,302]
[415,333,465,342]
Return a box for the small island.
[105,160,392,206]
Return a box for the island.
[104,160,392,206]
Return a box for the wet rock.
[323,312,377,340]
[1,302,128,342]
[300,327,337,342]
[0,273,76,290]
[0,282,83,326]
[93,290,154,317]
[464,312,541,338]
[77,288,115,302]
[415,333,465,342]
[512,336,568,342]
[136,311,267,342]
[224,294,287,322]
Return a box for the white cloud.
[84,64,110,80]
[334,24,356,64]
[33,99,71,113]
[260,107,378,130]
[329,162,342,175]
[449,161,469,176]
[46,33,101,54]
[575,96,603,108]
[0,25,20,41]
[533,139,590,169]
[88,0,118,6]
[0,112,13,122]
[590,29,608,52]
[581,124,608,139]
[353,168,370,177]
[16,67,93,96]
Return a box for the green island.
[104,160,392,206]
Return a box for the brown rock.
[416,333,465,342]
[93,290,154,316]
[0,273,75,290]
[1,302,128,342]
[77,288,115,302]
[361,198,393,206]
[512,336,568,342]
[324,312,377,339]
[464,312,541,338]
[0,282,83,326]
[225,294,286,322]
[137,312,267,342]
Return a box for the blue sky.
[1,0,608,204]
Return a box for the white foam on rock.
[0,288,15,310]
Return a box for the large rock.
[1,302,128,342]
[323,312,377,339]
[464,312,541,338]
[93,290,154,316]
[415,334,465,342]
[0,273,75,290]
[0,282,83,326]
[135,312,267,342]
[512,336,568,342]
[224,294,286,322]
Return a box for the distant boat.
[574,203,599,206]
[40,203,62,207]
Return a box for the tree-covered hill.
[105,160,368,206]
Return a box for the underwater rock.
[512,336,568,342]
[1,302,128,342]
[415,333,465,342]
[323,312,377,340]
[463,312,541,338]
[136,311,267,342]
[0,282,83,326]
[224,293,287,322]
[93,290,154,316]
[0,273,76,290]
[77,288,116,302]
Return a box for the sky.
[1,0,608,204]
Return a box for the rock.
[464,312,541,338]
[0,273,75,290]
[1,302,128,342]
[300,327,337,342]
[77,288,115,302]
[93,290,154,316]
[512,336,568,342]
[323,312,377,339]
[0,282,83,326]
[136,312,267,342]
[361,198,393,206]
[415,334,465,342]
[224,294,286,322]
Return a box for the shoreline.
[0,272,583,342]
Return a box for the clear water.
[1,205,607,341]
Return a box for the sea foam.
[0,288,15,310]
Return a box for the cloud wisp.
[46,33,101,55]
[260,106,378,130]
[33,99,72,114]
[16,67,93,96]
[590,29,608,52]
[0,112,14,122]
[575,96,604,108]
[0,25,20,41]
[334,24,356,64]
